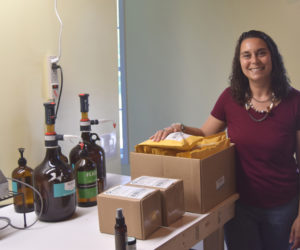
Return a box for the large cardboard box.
[130,144,235,214]
[127,176,185,226]
[97,185,162,239]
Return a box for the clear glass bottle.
[33,102,76,222]
[12,148,34,213]
[74,143,98,207]
[69,93,106,193]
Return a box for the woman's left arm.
[289,130,300,250]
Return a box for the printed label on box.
[216,176,225,190]
[104,185,154,200]
[130,176,177,189]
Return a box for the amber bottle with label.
[74,143,98,207]
[12,148,34,213]
[33,102,76,222]
[69,94,106,193]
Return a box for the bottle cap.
[18,148,27,166]
[127,236,136,245]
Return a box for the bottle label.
[12,181,18,192]
[104,185,155,200]
[53,180,76,198]
[130,176,178,189]
[77,170,97,198]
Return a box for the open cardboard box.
[130,144,236,214]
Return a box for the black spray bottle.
[115,208,127,250]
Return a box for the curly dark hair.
[230,30,291,105]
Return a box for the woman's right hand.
[150,123,182,142]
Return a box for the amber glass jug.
[33,102,76,222]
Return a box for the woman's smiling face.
[239,37,272,85]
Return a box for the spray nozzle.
[18,148,27,166]
[116,208,123,218]
[116,208,125,225]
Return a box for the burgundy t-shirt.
[211,87,300,208]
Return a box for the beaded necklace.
[245,93,275,122]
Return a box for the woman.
[151,30,300,250]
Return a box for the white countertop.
[0,173,238,250]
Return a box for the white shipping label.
[216,176,225,190]
[130,176,177,189]
[104,185,154,200]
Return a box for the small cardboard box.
[130,144,236,214]
[127,176,185,226]
[97,185,162,239]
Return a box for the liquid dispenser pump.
[11,148,34,213]
[33,102,76,222]
[69,94,106,193]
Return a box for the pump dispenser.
[114,208,127,250]
[74,143,98,207]
[33,102,76,222]
[12,148,34,213]
[69,94,106,193]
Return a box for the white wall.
[230,0,300,91]
[0,0,120,178]
[124,0,300,174]
[124,0,235,155]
